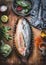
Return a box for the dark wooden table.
[0,2,46,65]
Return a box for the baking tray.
[13,17,34,62]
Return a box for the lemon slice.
[1,15,8,23]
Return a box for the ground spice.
[35,37,42,48]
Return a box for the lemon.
[1,15,8,23]
[41,33,46,37]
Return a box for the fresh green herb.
[16,0,32,14]
[2,26,11,32]
[0,40,12,57]
[16,0,30,8]
[19,7,31,14]
[0,25,11,41]
[4,34,12,40]
[0,27,4,40]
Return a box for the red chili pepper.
[16,6,23,11]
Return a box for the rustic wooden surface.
[0,1,46,65]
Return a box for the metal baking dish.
[13,18,33,61]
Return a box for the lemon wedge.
[41,33,46,37]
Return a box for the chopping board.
[0,3,46,65]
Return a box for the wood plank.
[0,1,46,65]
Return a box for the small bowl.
[39,42,46,56]
[12,0,32,16]
[0,3,8,15]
